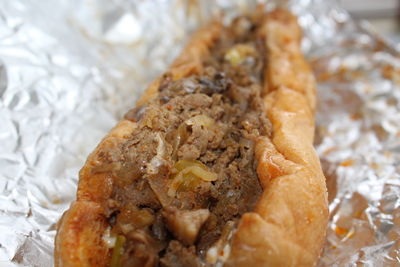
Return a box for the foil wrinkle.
[0,0,399,266]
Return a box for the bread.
[55,9,328,267]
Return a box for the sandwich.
[55,9,328,267]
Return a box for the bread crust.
[226,10,328,267]
[55,10,328,267]
[55,22,222,267]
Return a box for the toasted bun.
[226,10,328,267]
[55,10,328,267]
[54,22,222,267]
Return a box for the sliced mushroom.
[162,208,210,245]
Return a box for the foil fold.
[0,0,399,266]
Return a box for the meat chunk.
[162,208,210,245]
[121,229,162,267]
[101,14,267,266]
[160,241,201,267]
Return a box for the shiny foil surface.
[0,0,399,266]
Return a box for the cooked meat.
[120,229,161,267]
[94,15,270,266]
[160,241,201,267]
[56,10,328,267]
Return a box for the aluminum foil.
[0,0,399,266]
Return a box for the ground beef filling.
[99,17,271,266]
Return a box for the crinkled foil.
[0,0,399,266]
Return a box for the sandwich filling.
[95,16,270,266]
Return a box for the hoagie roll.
[55,9,328,267]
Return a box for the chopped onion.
[167,172,184,197]
[117,204,155,230]
[224,44,256,66]
[171,115,214,159]
[171,123,190,159]
[181,166,217,182]
[174,159,206,171]
[168,160,217,197]
[186,114,215,128]
[147,133,165,175]
[174,160,217,181]
[102,227,116,248]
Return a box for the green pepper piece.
[110,235,126,267]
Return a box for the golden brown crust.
[55,201,110,267]
[55,120,138,267]
[55,10,328,267]
[54,23,222,267]
[226,9,328,267]
[136,21,222,107]
[77,120,137,202]
[261,10,316,111]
